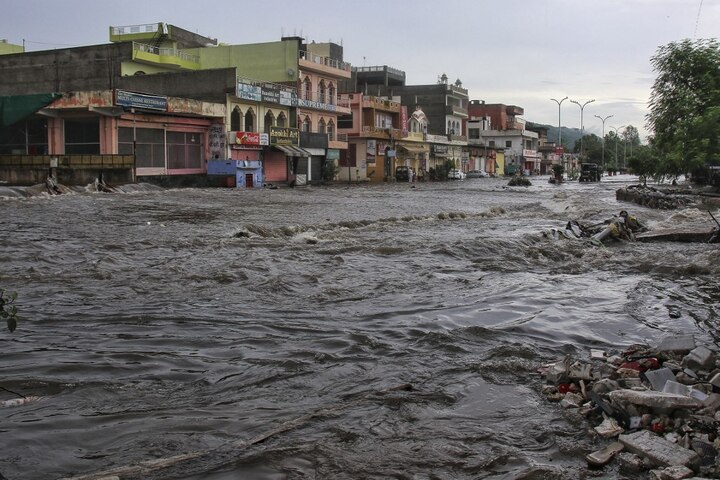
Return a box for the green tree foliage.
[647,39,720,176]
[0,289,19,332]
[627,144,657,185]
[574,134,603,163]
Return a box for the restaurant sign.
[115,89,168,111]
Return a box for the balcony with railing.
[298,51,352,79]
[360,126,403,139]
[132,42,200,70]
[361,96,401,112]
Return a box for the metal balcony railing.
[112,23,166,36]
[133,42,200,64]
[299,51,351,72]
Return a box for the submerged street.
[1,176,719,479]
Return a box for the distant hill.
[526,121,583,149]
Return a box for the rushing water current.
[1,175,719,480]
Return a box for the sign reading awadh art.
[115,89,168,111]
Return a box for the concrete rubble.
[539,334,720,477]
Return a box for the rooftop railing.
[299,51,351,72]
[133,42,199,65]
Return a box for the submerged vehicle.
[579,163,601,182]
[395,166,410,182]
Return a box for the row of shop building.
[0,23,571,188]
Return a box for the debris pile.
[616,184,694,210]
[539,335,720,477]
[543,210,648,245]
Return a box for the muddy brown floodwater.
[0,175,718,479]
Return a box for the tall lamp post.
[550,96,568,146]
[594,114,613,172]
[550,96,568,177]
[570,98,595,162]
[610,125,626,173]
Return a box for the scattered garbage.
[539,335,720,477]
[507,176,532,187]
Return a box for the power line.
[694,0,704,38]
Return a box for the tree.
[627,144,657,185]
[0,289,19,332]
[647,39,720,177]
[574,134,603,163]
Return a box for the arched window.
[302,116,311,133]
[231,107,242,131]
[264,111,274,132]
[328,83,336,105]
[244,108,255,132]
[318,118,326,134]
[447,120,452,134]
[317,80,326,104]
[303,77,312,100]
[327,120,335,141]
[277,112,287,128]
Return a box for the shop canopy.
[0,93,61,127]
[274,145,311,157]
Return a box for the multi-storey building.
[337,92,402,182]
[466,101,539,175]
[0,23,351,187]
[341,66,468,179]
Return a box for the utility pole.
[570,99,595,161]
[594,114,613,172]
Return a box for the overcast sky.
[3,0,716,141]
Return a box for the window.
[506,140,512,148]
[231,107,242,131]
[337,113,353,129]
[376,113,392,128]
[318,118,326,134]
[302,116,311,133]
[65,118,100,154]
[328,83,336,105]
[303,77,312,100]
[0,118,48,154]
[317,80,326,104]
[469,128,480,140]
[277,112,287,128]
[167,131,202,170]
[489,140,495,147]
[244,109,255,132]
[327,120,335,141]
[264,111,274,132]
[119,127,164,168]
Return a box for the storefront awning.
[304,148,326,156]
[397,144,428,154]
[274,145,311,157]
[0,93,61,127]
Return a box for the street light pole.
[594,114,613,172]
[570,98,595,162]
[550,96,568,146]
[610,125,626,173]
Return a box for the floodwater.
[1,175,718,480]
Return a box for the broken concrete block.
[661,380,709,401]
[644,367,678,391]
[594,416,624,438]
[649,465,694,480]
[560,392,584,409]
[569,360,593,381]
[658,335,696,354]
[619,430,701,468]
[709,372,720,389]
[591,349,606,360]
[617,451,645,473]
[586,441,624,467]
[592,378,621,395]
[682,346,716,371]
[546,356,571,385]
[608,389,702,411]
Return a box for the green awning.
[0,93,61,127]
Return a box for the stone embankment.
[540,335,720,478]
